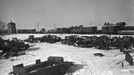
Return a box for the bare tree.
[0,20,6,30]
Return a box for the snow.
[2,33,133,40]
[0,34,134,75]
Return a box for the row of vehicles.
[62,35,134,51]
[23,34,134,51]
[1,34,134,59]
[24,35,61,43]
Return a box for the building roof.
[7,20,16,25]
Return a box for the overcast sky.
[0,0,133,30]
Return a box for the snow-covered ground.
[2,33,133,40]
[0,34,134,75]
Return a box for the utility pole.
[36,22,39,31]
[90,21,92,27]
[54,24,56,29]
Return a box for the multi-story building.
[102,25,121,34]
[7,20,16,34]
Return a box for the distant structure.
[83,26,97,34]
[46,25,97,34]
[17,29,36,33]
[40,28,45,33]
[36,23,40,31]
[102,25,121,34]
[0,30,8,34]
[47,29,57,33]
[102,22,126,34]
[7,20,16,34]
[118,26,134,35]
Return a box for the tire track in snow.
[81,60,95,75]
[43,43,111,75]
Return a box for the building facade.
[83,26,97,34]
[17,29,36,33]
[102,25,121,34]
[7,21,16,34]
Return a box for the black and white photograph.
[0,0,134,75]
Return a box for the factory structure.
[102,22,134,35]
[1,20,134,35]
